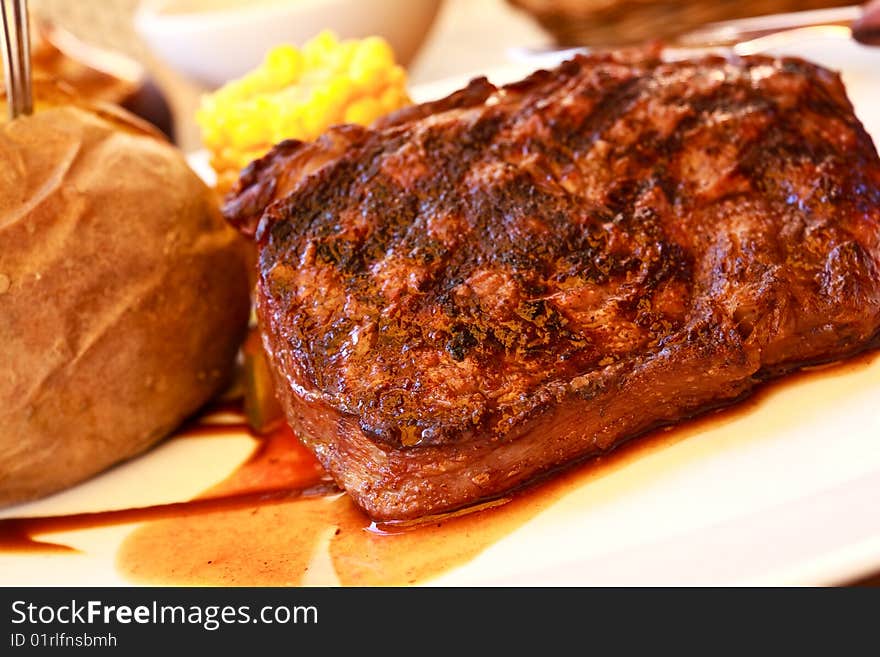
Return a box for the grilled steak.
[225,50,880,521]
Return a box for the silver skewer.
[12,0,31,116]
[0,0,17,119]
[0,0,31,120]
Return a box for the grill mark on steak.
[225,50,880,521]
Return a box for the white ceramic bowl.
[135,0,443,88]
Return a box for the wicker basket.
[508,0,856,46]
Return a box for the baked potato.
[0,83,251,505]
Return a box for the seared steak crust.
[226,51,880,521]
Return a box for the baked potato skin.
[0,105,250,505]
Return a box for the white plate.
[3,35,880,587]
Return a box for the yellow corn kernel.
[349,37,393,90]
[355,37,394,71]
[344,96,382,125]
[303,30,338,66]
[325,75,352,110]
[301,99,326,136]
[264,45,303,86]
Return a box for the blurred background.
[28,0,544,150]
[27,0,856,151]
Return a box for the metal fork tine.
[12,0,30,115]
[0,0,20,120]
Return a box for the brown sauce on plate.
[1,349,878,585]
[116,413,693,586]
